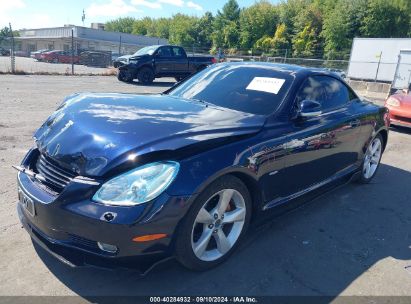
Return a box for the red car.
[40,50,79,64]
[385,92,411,128]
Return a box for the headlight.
[93,162,179,206]
[386,97,400,107]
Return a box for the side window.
[157,47,172,58]
[172,47,184,58]
[296,76,350,112]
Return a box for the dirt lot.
[1,75,411,298]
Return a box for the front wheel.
[117,69,134,83]
[357,134,383,183]
[175,175,251,271]
[137,67,154,85]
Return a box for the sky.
[0,0,277,30]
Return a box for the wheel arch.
[185,168,264,223]
[377,128,388,152]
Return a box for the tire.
[117,69,134,83]
[53,58,58,63]
[137,67,154,85]
[175,175,251,271]
[357,133,383,184]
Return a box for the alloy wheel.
[191,188,246,262]
[363,137,382,179]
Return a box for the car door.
[154,46,174,76]
[277,75,362,198]
[171,46,189,75]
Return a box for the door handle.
[350,119,361,127]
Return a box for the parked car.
[30,49,50,61]
[15,63,389,272]
[385,92,411,128]
[14,50,29,57]
[40,50,79,64]
[117,45,216,84]
[0,47,10,56]
[79,51,111,67]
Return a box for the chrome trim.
[37,163,67,188]
[16,172,49,204]
[300,110,322,117]
[72,176,100,186]
[39,159,71,181]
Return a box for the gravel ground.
[0,75,411,298]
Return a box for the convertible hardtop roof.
[218,61,341,79]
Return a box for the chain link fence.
[0,40,401,84]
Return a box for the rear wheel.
[357,134,383,183]
[175,175,251,271]
[137,67,154,85]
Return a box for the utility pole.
[9,23,15,74]
[118,35,122,56]
[71,27,74,75]
[375,51,382,82]
[284,49,288,63]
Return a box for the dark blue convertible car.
[15,63,389,271]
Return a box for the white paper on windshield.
[246,77,285,94]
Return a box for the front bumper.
[387,106,411,128]
[16,150,193,270]
[17,203,173,272]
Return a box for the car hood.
[34,93,265,177]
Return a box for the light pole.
[71,27,74,75]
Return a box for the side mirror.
[299,100,322,118]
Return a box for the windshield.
[133,45,159,56]
[168,63,294,115]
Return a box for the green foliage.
[360,0,410,38]
[168,14,198,46]
[103,0,411,59]
[105,17,135,34]
[239,1,278,49]
[321,0,351,59]
[292,23,317,57]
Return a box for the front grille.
[67,233,99,250]
[36,154,76,191]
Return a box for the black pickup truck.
[117,45,216,84]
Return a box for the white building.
[16,25,168,55]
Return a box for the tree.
[132,17,153,36]
[212,0,241,48]
[361,0,410,38]
[292,0,325,57]
[321,0,351,59]
[168,14,198,46]
[254,23,290,54]
[292,23,317,57]
[217,0,241,22]
[105,17,135,34]
[190,12,214,48]
[239,1,278,50]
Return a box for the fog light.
[97,242,118,253]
